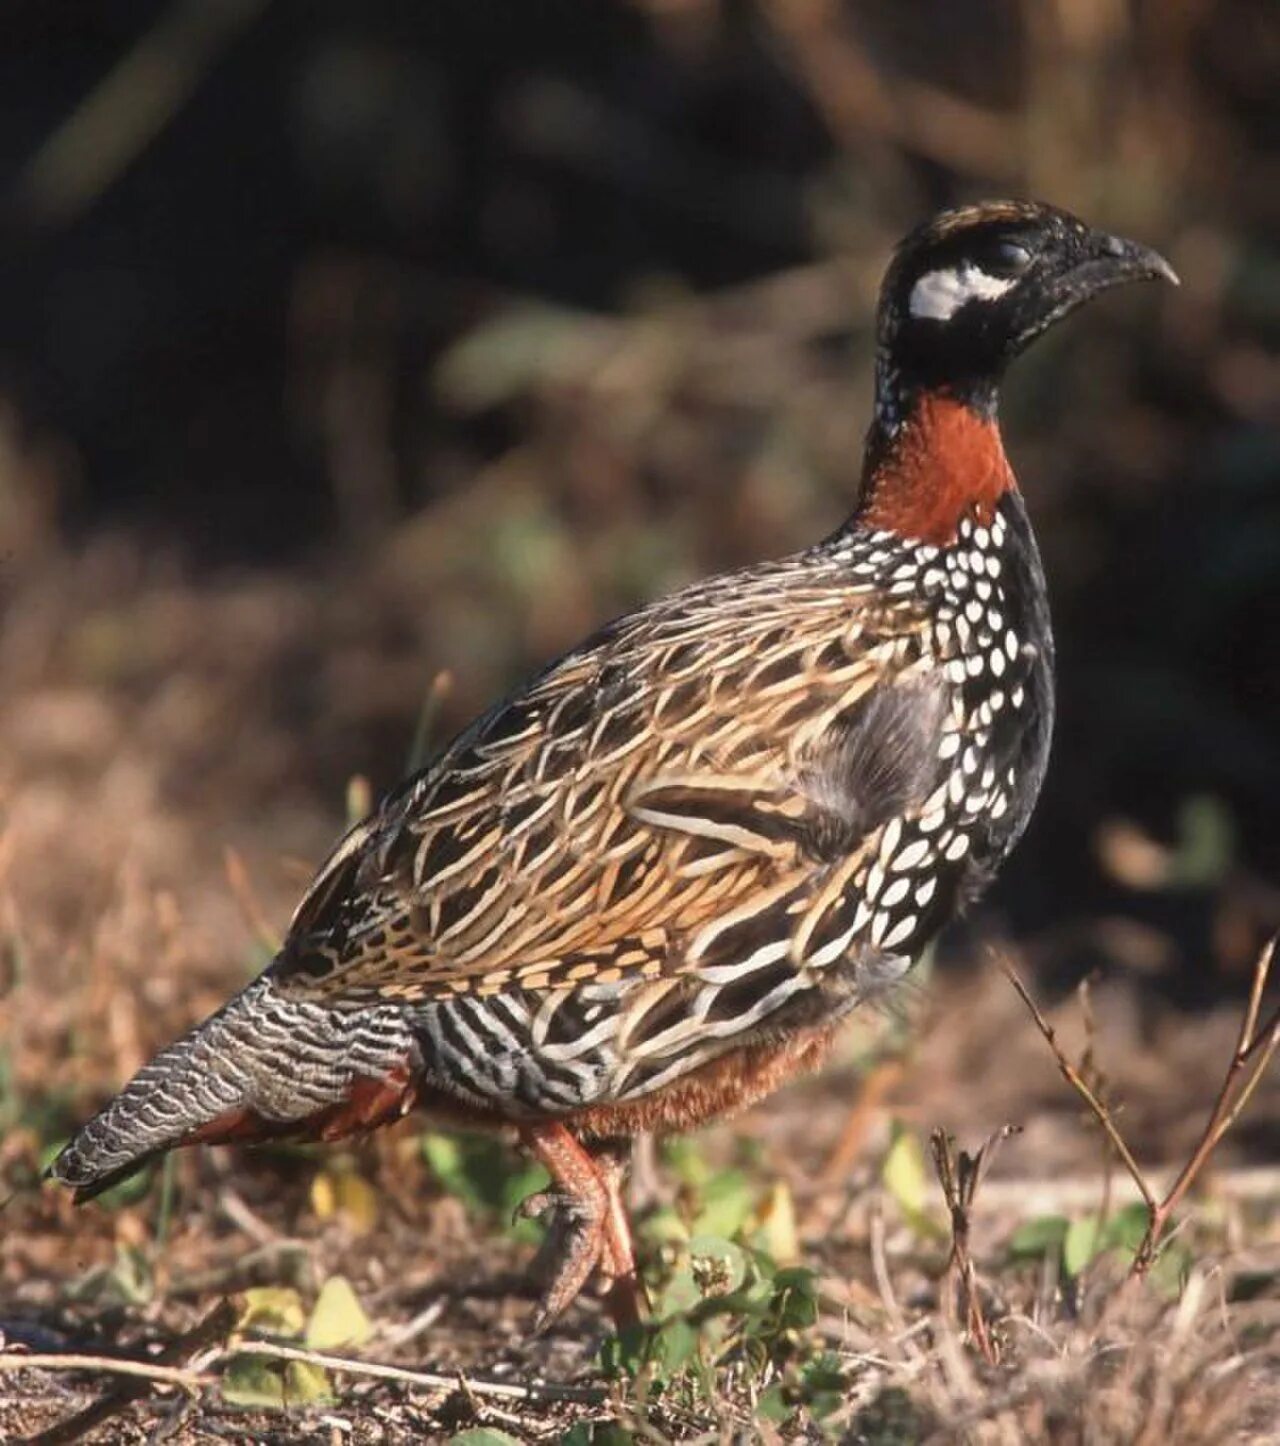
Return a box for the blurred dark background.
[1,0,1277,1020]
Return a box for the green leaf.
[1063,1215,1103,1278]
[447,1432,523,1446]
[1100,1202,1152,1254]
[306,1275,371,1350]
[421,1132,469,1199]
[310,1164,379,1235]
[599,1323,652,1381]
[756,1383,791,1423]
[802,1351,847,1393]
[690,1169,754,1239]
[662,1135,712,1186]
[657,1265,702,1317]
[1149,1238,1194,1300]
[800,1351,847,1420]
[284,1359,336,1407]
[91,1163,156,1211]
[654,1316,700,1377]
[767,1267,819,1335]
[1008,1215,1070,1260]
[220,1355,334,1410]
[221,1355,288,1409]
[236,1286,307,1339]
[882,1126,940,1238]
[883,1127,926,1214]
[638,1204,689,1247]
[421,1130,548,1233]
[1171,795,1235,887]
[751,1179,800,1265]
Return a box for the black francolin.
[52,201,1176,1329]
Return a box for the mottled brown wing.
[271,563,931,1004]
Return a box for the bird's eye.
[980,239,1034,278]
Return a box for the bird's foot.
[517,1125,645,1332]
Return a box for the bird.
[51,200,1176,1330]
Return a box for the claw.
[513,1188,557,1226]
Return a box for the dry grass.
[1,542,1278,1443]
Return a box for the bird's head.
[874,199,1178,430]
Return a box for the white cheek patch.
[908,262,1018,321]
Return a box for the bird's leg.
[590,1139,646,1328]
[628,1131,670,1211]
[516,1124,644,1331]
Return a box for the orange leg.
[517,1124,645,1332]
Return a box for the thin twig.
[1002,934,1280,1283]
[222,847,281,955]
[3,1329,609,1438]
[373,1299,447,1351]
[868,1200,916,1362]
[215,1339,608,1405]
[1000,957,1157,1212]
[0,1353,208,1390]
[24,1299,237,1446]
[930,1126,1018,1366]
[1132,935,1280,1274]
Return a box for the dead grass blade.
[222,846,281,955]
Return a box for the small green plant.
[1009,1202,1193,1296]
[556,1424,636,1446]
[596,1154,849,1436]
[421,1129,549,1241]
[221,1276,371,1409]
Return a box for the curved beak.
[1074,231,1180,295]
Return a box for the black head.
[874,200,1177,428]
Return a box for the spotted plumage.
[52,199,1176,1329]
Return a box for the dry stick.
[930,1126,1019,1367]
[3,1334,607,1430]
[1132,935,1280,1275]
[223,846,282,955]
[0,1354,207,1389]
[212,1340,608,1405]
[930,1130,996,1365]
[1001,934,1280,1280]
[21,1299,238,1446]
[1000,958,1158,1214]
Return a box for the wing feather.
[271,559,934,1004]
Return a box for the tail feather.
[49,977,420,1201]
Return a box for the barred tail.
[49,977,420,1202]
